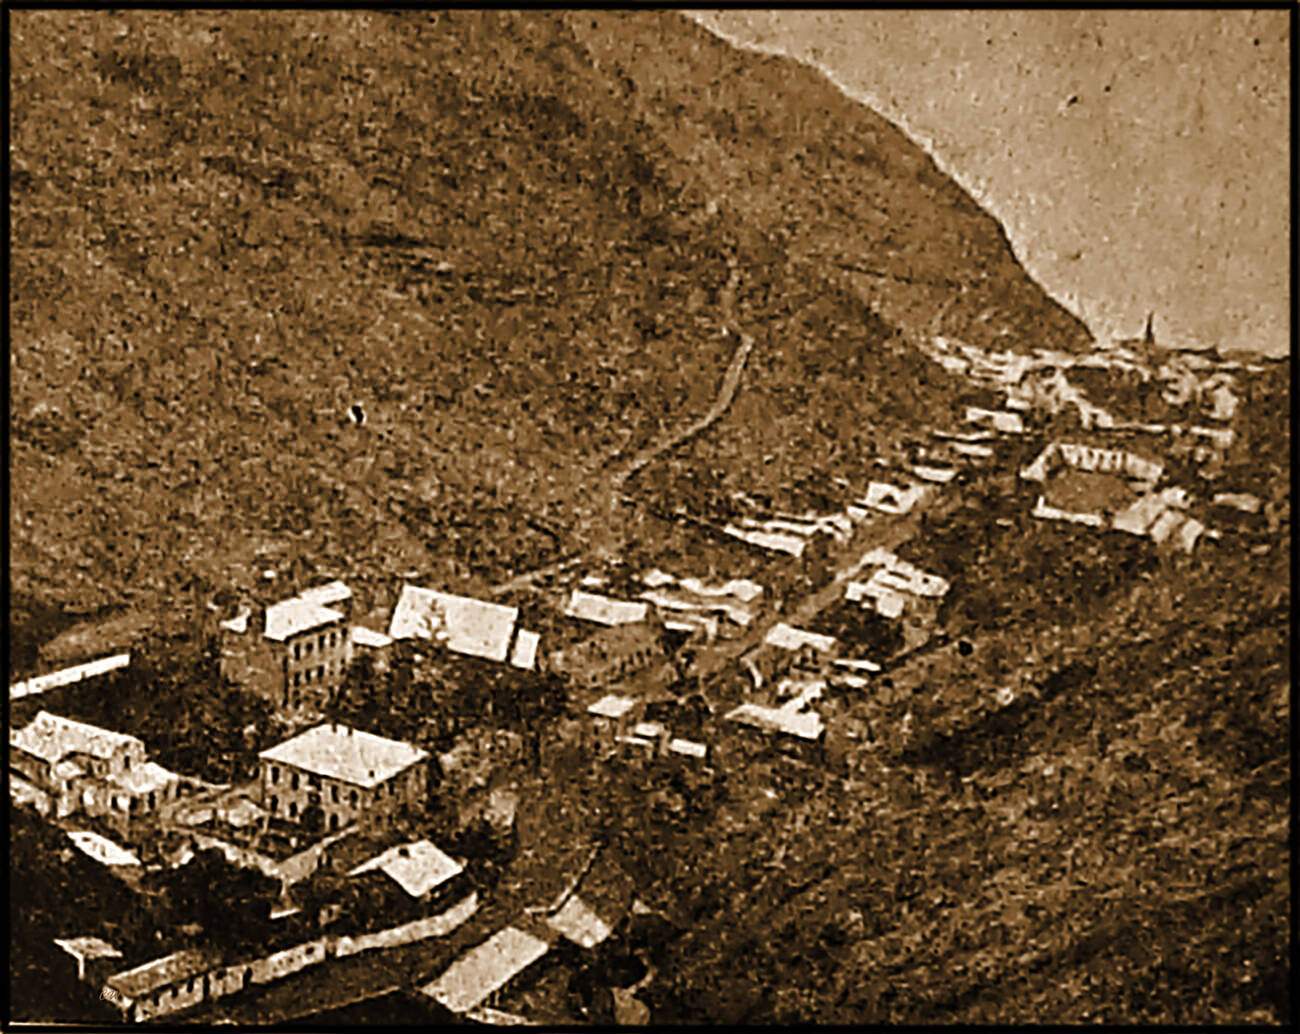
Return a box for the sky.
[690,9,1289,356]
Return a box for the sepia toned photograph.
[8,5,1290,1027]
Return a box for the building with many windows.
[258,723,429,834]
[219,582,354,722]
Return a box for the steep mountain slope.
[11,9,1083,629]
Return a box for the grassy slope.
[12,9,1082,624]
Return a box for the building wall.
[261,759,426,833]
[550,625,665,689]
[220,631,281,708]
[283,621,352,716]
[134,976,206,1022]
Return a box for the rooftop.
[67,830,141,867]
[348,839,464,898]
[264,598,345,642]
[388,584,519,663]
[295,580,353,607]
[351,625,393,649]
[11,711,141,765]
[259,723,428,789]
[764,623,837,653]
[564,590,649,627]
[587,694,637,720]
[53,936,122,963]
[421,926,551,1015]
[10,652,131,701]
[105,949,218,1000]
[726,702,825,741]
[546,895,613,949]
[113,761,179,796]
[510,628,541,671]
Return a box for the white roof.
[219,609,250,634]
[722,524,807,557]
[114,761,179,796]
[564,590,649,627]
[909,464,958,484]
[12,712,141,765]
[421,926,551,1015]
[1148,509,1185,545]
[547,895,613,949]
[633,722,665,739]
[509,629,540,671]
[264,598,344,642]
[296,581,353,607]
[862,482,926,515]
[388,584,519,663]
[764,623,837,653]
[1032,496,1105,528]
[725,702,824,741]
[678,576,764,602]
[351,625,393,649]
[949,441,995,459]
[67,830,141,867]
[640,568,677,589]
[833,658,882,673]
[1177,517,1206,554]
[587,695,636,720]
[1212,492,1262,514]
[668,738,708,759]
[11,653,131,701]
[639,588,754,626]
[349,839,463,898]
[259,723,428,788]
[54,937,123,963]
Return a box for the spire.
[1143,311,1156,346]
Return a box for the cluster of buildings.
[11,711,181,840]
[1020,441,1213,553]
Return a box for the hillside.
[11,8,1084,637]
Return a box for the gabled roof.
[11,711,141,765]
[388,584,519,663]
[564,590,649,627]
[348,839,463,898]
[420,926,551,1015]
[259,723,428,788]
[264,598,344,642]
[105,949,218,1000]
